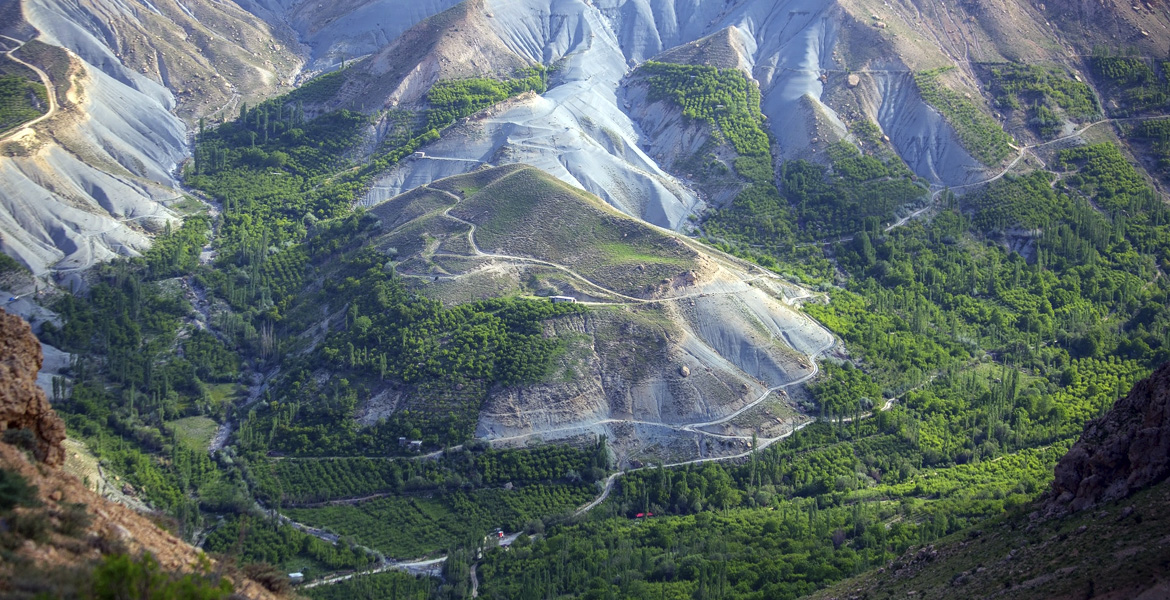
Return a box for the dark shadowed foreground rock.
[0,308,65,465]
[1045,361,1170,515]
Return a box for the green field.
[205,383,244,411]
[169,416,219,451]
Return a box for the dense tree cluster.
[248,441,605,505]
[424,67,546,132]
[285,484,594,558]
[1089,47,1170,116]
[1127,117,1170,181]
[808,362,882,420]
[476,417,1060,600]
[204,515,372,574]
[640,62,769,159]
[983,62,1099,138]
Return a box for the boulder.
[0,309,66,466]
[1044,361,1170,515]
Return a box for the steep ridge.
[0,308,278,598]
[0,0,300,279]
[235,0,465,72]
[620,28,756,210]
[355,0,995,229]
[310,0,534,114]
[363,0,706,230]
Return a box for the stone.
[0,309,66,466]
[847,73,861,87]
[111,523,132,542]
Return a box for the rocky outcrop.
[1045,361,1170,515]
[0,308,65,466]
[0,309,278,598]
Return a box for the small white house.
[549,296,577,304]
[289,573,305,584]
[413,151,426,158]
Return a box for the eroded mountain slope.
[352,0,993,232]
[0,0,299,279]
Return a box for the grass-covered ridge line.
[445,166,702,295]
[916,67,1015,165]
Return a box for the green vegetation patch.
[1125,117,1170,182]
[983,62,1099,138]
[640,61,770,160]
[0,74,47,133]
[169,416,219,451]
[286,484,594,558]
[304,570,437,599]
[13,41,70,105]
[0,251,28,276]
[453,166,701,296]
[1089,48,1170,116]
[285,69,348,106]
[424,67,546,132]
[916,67,1015,165]
[204,515,373,576]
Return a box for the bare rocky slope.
[0,308,279,598]
[0,0,300,281]
[4,0,1169,273]
[353,0,1169,231]
[0,307,65,466]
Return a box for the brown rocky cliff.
[0,308,65,466]
[1045,360,1170,515]
[0,309,279,599]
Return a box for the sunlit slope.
[368,165,834,463]
[0,0,300,279]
